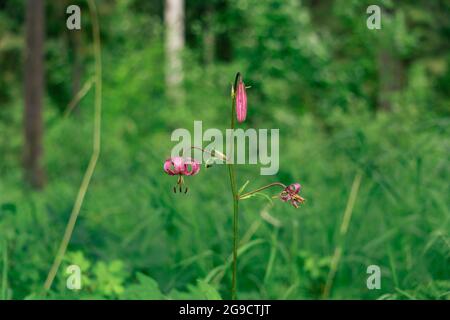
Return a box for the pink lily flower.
[280,183,305,208]
[163,156,200,193]
[235,78,247,123]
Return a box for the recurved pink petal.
[164,157,186,175]
[163,159,176,175]
[280,191,291,202]
[171,156,186,174]
[291,199,300,208]
[288,183,301,194]
[184,158,200,176]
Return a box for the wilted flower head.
[164,157,200,193]
[235,76,247,123]
[280,183,305,208]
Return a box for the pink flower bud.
[235,78,247,123]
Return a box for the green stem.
[2,240,7,300]
[229,168,238,299]
[43,0,102,292]
[228,72,240,300]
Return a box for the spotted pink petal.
[287,183,301,194]
[164,157,186,175]
[236,79,247,123]
[280,191,291,202]
[164,158,176,175]
[172,157,186,174]
[184,158,200,176]
[291,199,300,208]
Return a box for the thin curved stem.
[43,0,102,292]
[191,146,228,161]
[239,182,287,199]
[63,77,94,118]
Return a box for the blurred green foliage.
[0,0,449,299]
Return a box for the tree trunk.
[376,9,406,112]
[203,7,215,65]
[164,0,185,105]
[24,0,45,189]
[377,48,405,111]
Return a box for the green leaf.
[238,180,250,194]
[121,273,166,300]
[196,280,221,300]
[168,280,222,300]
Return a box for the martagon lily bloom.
[235,77,247,123]
[280,183,305,208]
[163,156,200,193]
[162,72,305,300]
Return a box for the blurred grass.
[1,61,448,298]
[0,0,449,300]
